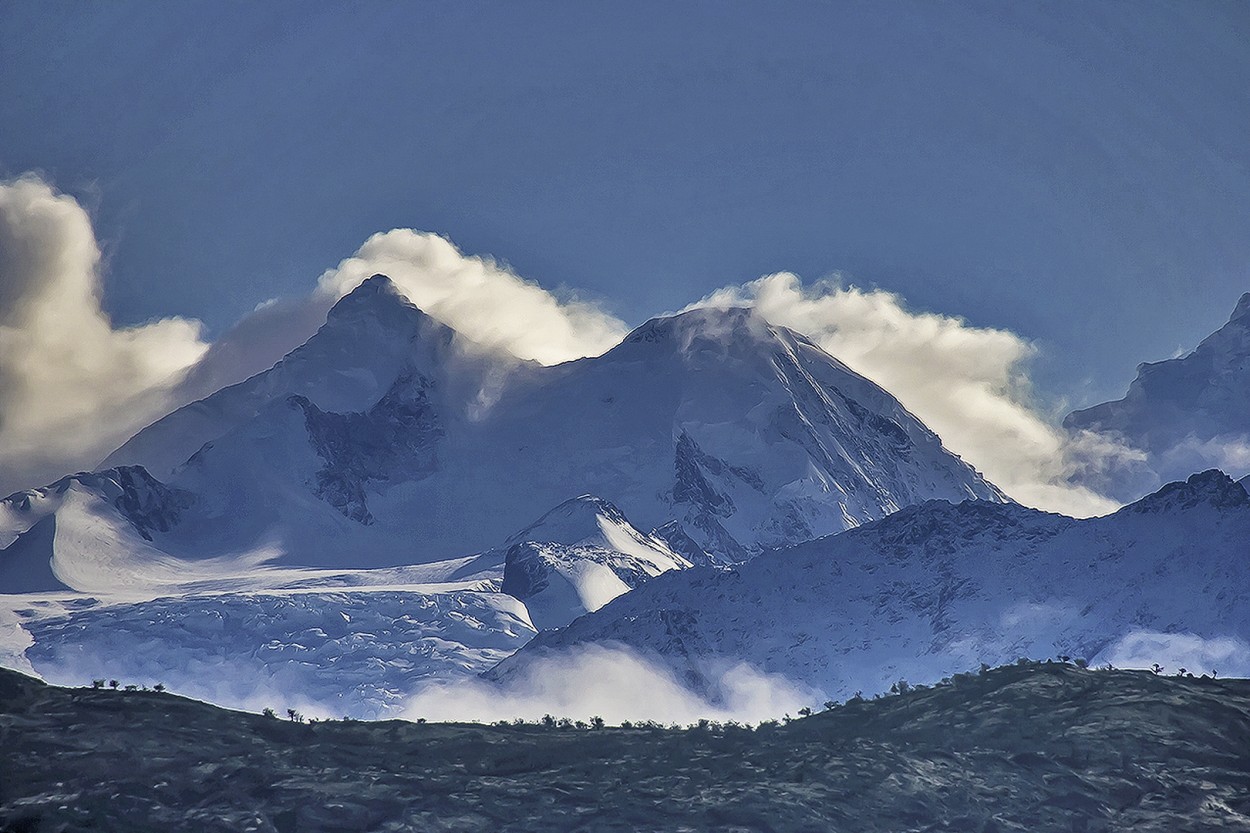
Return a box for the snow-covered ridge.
[491,470,1250,700]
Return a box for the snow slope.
[84,275,1004,572]
[1067,292,1250,499]
[491,470,1250,700]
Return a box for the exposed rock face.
[103,466,195,540]
[294,370,444,524]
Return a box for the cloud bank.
[0,177,208,494]
[1099,630,1250,678]
[690,273,1124,517]
[401,644,818,726]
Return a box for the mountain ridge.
[490,470,1250,699]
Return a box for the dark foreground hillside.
[2,663,1249,832]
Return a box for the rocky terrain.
[3,662,1249,832]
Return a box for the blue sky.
[2,0,1248,407]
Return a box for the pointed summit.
[341,273,403,300]
[326,274,422,326]
[506,494,644,549]
[102,273,460,480]
[614,306,770,351]
[1230,292,1250,324]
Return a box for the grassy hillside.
[2,662,1249,832]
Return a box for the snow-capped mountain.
[500,495,690,630]
[490,470,1250,700]
[102,275,524,480]
[16,273,1003,575]
[0,467,197,595]
[1066,292,1250,499]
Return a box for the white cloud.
[316,229,629,365]
[1158,434,1250,481]
[0,176,208,494]
[401,644,818,726]
[690,273,1125,517]
[1098,630,1250,678]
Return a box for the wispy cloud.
[0,176,208,493]
[1098,630,1250,677]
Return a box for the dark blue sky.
[3,1,1248,405]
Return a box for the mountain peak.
[1063,291,1250,500]
[1230,292,1250,324]
[629,306,763,339]
[504,494,631,548]
[325,274,420,324]
[352,273,403,297]
[1123,469,1250,515]
[608,306,790,363]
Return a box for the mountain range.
[1,274,1248,718]
[0,273,1005,714]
